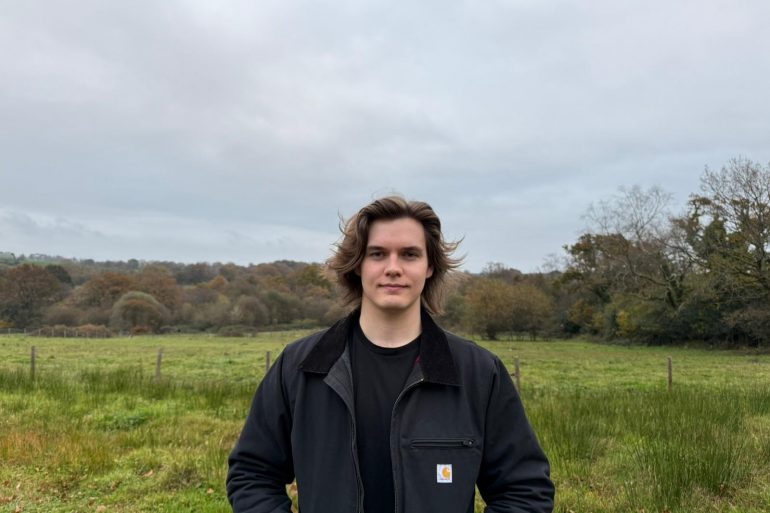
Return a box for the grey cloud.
[2,1,770,271]
[0,208,338,265]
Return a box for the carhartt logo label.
[436,464,452,483]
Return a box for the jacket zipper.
[410,438,476,449]
[350,415,364,513]
[391,377,424,513]
[339,360,364,513]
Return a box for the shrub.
[76,324,112,338]
[110,291,169,333]
[29,324,112,338]
[130,325,151,335]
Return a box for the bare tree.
[581,185,687,308]
[586,185,672,243]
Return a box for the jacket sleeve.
[476,357,554,513]
[227,352,295,513]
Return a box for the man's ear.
[355,265,361,276]
[426,265,434,279]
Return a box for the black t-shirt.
[350,323,420,513]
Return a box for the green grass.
[1,333,769,512]
[479,338,770,390]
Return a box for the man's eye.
[369,251,383,258]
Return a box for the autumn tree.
[438,292,468,331]
[45,264,73,286]
[290,264,332,291]
[0,264,63,328]
[463,278,515,340]
[136,265,182,312]
[509,283,554,339]
[230,296,269,327]
[44,302,82,326]
[175,263,216,285]
[76,272,135,308]
[178,285,230,329]
[262,290,302,325]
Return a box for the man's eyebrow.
[365,245,424,252]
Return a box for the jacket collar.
[299,308,460,386]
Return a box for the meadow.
[1,332,769,512]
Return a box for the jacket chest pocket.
[400,436,482,513]
[411,438,476,449]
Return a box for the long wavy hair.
[327,196,462,315]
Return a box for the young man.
[227,197,554,513]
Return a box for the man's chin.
[374,300,419,314]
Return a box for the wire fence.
[16,344,675,391]
[1,326,135,338]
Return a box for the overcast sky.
[2,1,769,272]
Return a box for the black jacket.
[227,310,554,513]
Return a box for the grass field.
[1,332,769,512]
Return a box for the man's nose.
[385,255,402,275]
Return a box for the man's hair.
[327,196,462,315]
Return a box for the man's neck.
[358,303,422,348]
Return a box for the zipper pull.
[462,439,475,447]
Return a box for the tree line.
[557,157,770,346]
[1,157,769,346]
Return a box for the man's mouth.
[380,284,407,290]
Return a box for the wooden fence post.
[667,356,673,391]
[266,351,271,374]
[31,346,36,379]
[514,357,521,391]
[155,348,164,381]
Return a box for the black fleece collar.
[299,308,460,386]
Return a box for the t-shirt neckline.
[354,322,421,356]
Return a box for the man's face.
[358,217,434,316]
